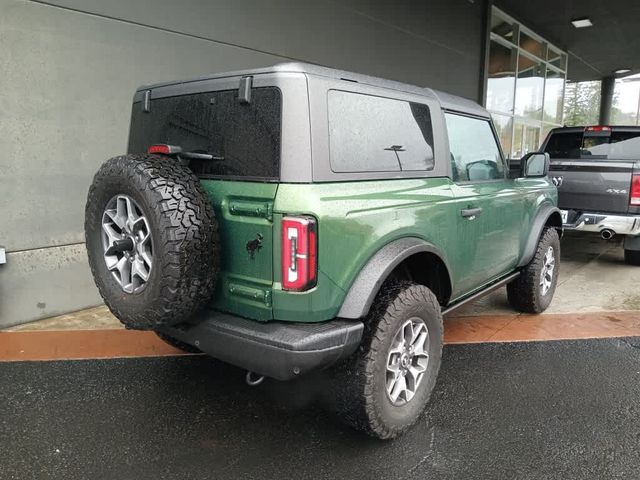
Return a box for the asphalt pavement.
[3,337,640,480]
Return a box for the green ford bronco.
[85,63,562,439]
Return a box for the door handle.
[461,207,483,219]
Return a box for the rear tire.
[85,154,219,330]
[334,282,443,439]
[507,227,560,313]
[624,249,640,266]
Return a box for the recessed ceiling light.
[615,68,631,74]
[571,18,593,28]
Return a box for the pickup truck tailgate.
[549,160,635,213]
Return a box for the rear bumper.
[160,311,364,381]
[562,210,640,236]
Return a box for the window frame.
[443,109,509,184]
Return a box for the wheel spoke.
[105,208,126,230]
[131,258,150,282]
[389,374,407,403]
[115,197,130,229]
[406,364,425,391]
[102,223,122,243]
[115,256,132,289]
[404,322,415,345]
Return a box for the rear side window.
[128,87,282,180]
[445,113,505,182]
[544,130,640,160]
[328,90,435,173]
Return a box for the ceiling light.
[615,68,631,74]
[571,18,593,28]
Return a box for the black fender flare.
[517,204,563,267]
[337,237,452,319]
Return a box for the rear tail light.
[631,175,640,206]
[281,216,317,291]
[585,126,612,132]
[148,144,182,155]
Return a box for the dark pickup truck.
[541,126,640,265]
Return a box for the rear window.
[544,130,640,160]
[328,90,435,173]
[128,87,282,180]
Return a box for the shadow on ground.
[3,337,640,480]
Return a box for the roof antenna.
[238,76,252,104]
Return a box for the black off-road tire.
[624,249,640,266]
[334,282,443,439]
[155,332,202,354]
[85,154,219,330]
[507,227,560,313]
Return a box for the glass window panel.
[328,91,435,173]
[512,122,524,159]
[491,14,516,44]
[491,114,513,158]
[487,40,516,114]
[543,69,565,124]
[547,47,567,70]
[525,125,541,153]
[512,122,541,158]
[519,32,544,59]
[515,55,545,120]
[128,87,282,179]
[445,113,505,182]
[541,124,555,146]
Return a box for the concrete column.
[599,75,616,125]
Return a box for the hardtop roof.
[138,62,489,118]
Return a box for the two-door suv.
[85,63,562,439]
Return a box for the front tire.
[335,282,443,439]
[507,227,560,313]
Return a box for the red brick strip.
[445,311,640,344]
[0,329,187,361]
[1,311,639,361]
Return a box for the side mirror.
[520,152,550,178]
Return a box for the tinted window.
[445,113,505,182]
[328,90,435,173]
[543,131,582,159]
[128,87,281,179]
[544,131,640,160]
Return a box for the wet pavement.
[3,337,640,480]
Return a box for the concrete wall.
[0,0,487,327]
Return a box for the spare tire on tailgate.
[85,154,219,330]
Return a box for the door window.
[445,113,505,182]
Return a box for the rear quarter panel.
[272,178,458,321]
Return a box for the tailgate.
[200,180,277,321]
[549,160,635,213]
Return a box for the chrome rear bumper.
[562,210,640,236]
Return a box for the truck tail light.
[281,216,317,291]
[585,126,612,132]
[631,175,640,206]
